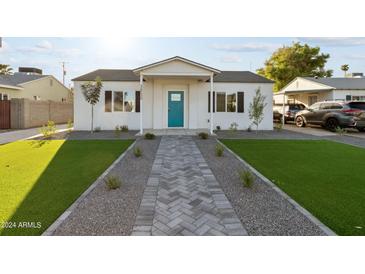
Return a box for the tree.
[257,42,333,92]
[0,64,13,75]
[81,77,103,133]
[249,87,267,132]
[341,64,349,77]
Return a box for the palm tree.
[341,64,349,77]
[0,64,13,75]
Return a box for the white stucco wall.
[73,79,273,131]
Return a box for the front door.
[168,91,184,127]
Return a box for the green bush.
[115,126,121,138]
[104,175,121,190]
[133,146,142,157]
[247,126,252,132]
[198,132,209,139]
[40,120,56,138]
[215,144,224,157]
[229,122,238,131]
[238,170,255,188]
[274,123,283,131]
[144,132,155,139]
[216,125,221,131]
[121,125,129,132]
[67,119,73,132]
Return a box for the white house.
[274,76,365,106]
[72,56,273,133]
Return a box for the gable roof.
[133,56,221,74]
[72,69,273,83]
[0,74,49,89]
[303,77,365,90]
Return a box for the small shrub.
[335,126,347,135]
[144,132,155,139]
[115,126,121,138]
[274,123,283,131]
[121,125,129,132]
[67,119,73,133]
[198,132,209,139]
[247,126,252,132]
[238,170,255,188]
[229,122,238,131]
[134,146,142,157]
[215,144,224,157]
[104,175,121,190]
[40,120,56,138]
[216,125,221,131]
[94,126,101,132]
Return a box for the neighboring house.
[72,56,273,133]
[0,72,71,102]
[274,76,365,106]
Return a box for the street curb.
[216,139,337,236]
[42,140,136,236]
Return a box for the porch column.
[210,73,214,134]
[140,73,143,135]
[282,92,285,126]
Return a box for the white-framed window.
[3,94,9,100]
[209,91,244,113]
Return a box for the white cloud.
[36,40,53,50]
[220,55,242,63]
[298,37,365,47]
[211,43,280,52]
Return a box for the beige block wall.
[11,98,73,129]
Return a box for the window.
[309,102,321,110]
[321,103,342,110]
[135,91,141,112]
[352,95,365,101]
[348,102,365,110]
[227,93,236,112]
[0,93,2,100]
[237,92,244,113]
[346,95,352,101]
[216,92,226,112]
[33,96,40,100]
[113,91,123,111]
[105,90,112,112]
[123,91,135,112]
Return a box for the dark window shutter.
[136,91,141,112]
[105,90,112,112]
[208,91,216,113]
[237,92,244,113]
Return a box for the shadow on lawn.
[0,140,130,236]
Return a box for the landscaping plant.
[81,76,103,133]
[198,132,209,139]
[67,118,73,133]
[215,144,224,157]
[249,87,267,133]
[115,126,121,138]
[133,146,142,157]
[94,126,101,132]
[104,175,122,190]
[121,125,129,132]
[229,122,238,131]
[40,120,56,139]
[238,169,255,188]
[144,132,155,139]
[335,126,347,135]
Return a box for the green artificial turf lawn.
[221,139,365,236]
[0,139,133,236]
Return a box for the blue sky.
[1,37,365,87]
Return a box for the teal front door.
[168,91,184,127]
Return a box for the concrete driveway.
[0,124,68,145]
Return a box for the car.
[295,101,365,131]
[273,103,306,123]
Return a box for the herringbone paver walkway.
[132,136,247,236]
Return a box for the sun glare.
[101,37,132,51]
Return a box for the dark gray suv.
[295,101,365,131]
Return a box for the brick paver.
[132,136,247,236]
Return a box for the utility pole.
[61,61,67,86]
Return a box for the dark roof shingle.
[0,74,48,88]
[303,77,365,90]
[72,69,273,83]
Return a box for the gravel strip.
[216,129,321,140]
[195,137,326,236]
[53,137,160,235]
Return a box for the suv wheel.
[325,118,339,131]
[357,127,365,132]
[295,116,306,127]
